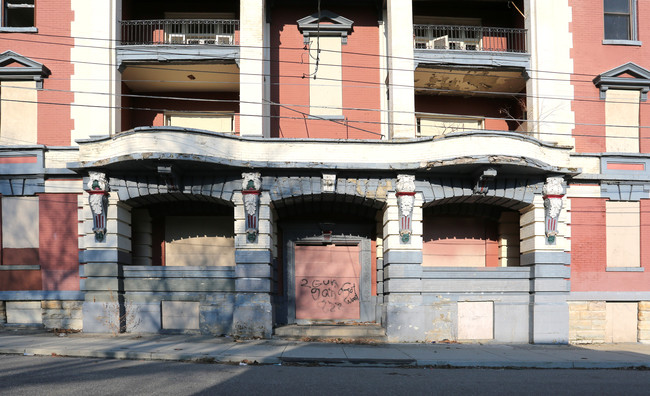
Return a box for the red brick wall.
[0,0,74,146]
[570,197,650,291]
[270,6,381,139]
[0,270,42,290]
[569,0,650,153]
[38,194,80,291]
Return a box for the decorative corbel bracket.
[87,171,109,242]
[242,172,262,243]
[473,168,497,195]
[321,173,336,193]
[158,164,181,192]
[542,176,566,245]
[396,174,416,244]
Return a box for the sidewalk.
[1,330,649,369]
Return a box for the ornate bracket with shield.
[473,168,497,195]
[542,177,566,245]
[242,172,262,243]
[396,174,416,244]
[87,171,109,242]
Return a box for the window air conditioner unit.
[432,35,449,50]
[168,34,186,44]
[216,35,232,45]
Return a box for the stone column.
[232,172,273,338]
[520,177,571,343]
[383,175,424,341]
[239,0,268,137]
[80,172,132,333]
[386,0,416,139]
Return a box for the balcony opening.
[415,93,526,135]
[120,0,239,46]
[413,0,526,53]
[120,89,240,135]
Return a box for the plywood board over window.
[166,113,234,133]
[606,201,640,268]
[309,36,343,117]
[605,302,638,342]
[418,116,483,137]
[0,81,37,145]
[605,89,639,153]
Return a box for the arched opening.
[128,195,235,267]
[423,203,520,268]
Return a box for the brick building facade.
[0,0,648,343]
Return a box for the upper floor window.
[4,0,34,27]
[604,0,638,42]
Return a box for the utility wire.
[0,32,627,86]
[8,51,649,108]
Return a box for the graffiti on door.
[294,244,361,320]
[299,277,359,313]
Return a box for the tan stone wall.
[640,301,650,343]
[41,301,83,330]
[569,301,606,344]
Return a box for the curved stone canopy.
[70,127,577,175]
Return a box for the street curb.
[2,347,649,369]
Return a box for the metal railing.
[120,19,239,46]
[413,24,527,53]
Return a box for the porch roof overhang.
[414,49,531,70]
[414,50,530,95]
[68,127,578,176]
[117,45,239,68]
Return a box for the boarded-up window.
[605,89,639,152]
[458,301,493,340]
[1,196,39,266]
[309,36,343,116]
[605,302,638,342]
[2,196,38,249]
[606,201,640,268]
[1,81,37,145]
[418,116,483,137]
[166,113,234,133]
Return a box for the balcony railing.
[120,19,239,46]
[413,24,527,53]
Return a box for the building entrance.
[294,244,361,321]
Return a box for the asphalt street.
[2,354,649,396]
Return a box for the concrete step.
[273,324,386,342]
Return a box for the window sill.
[602,39,642,46]
[307,115,345,120]
[0,265,40,270]
[0,27,37,33]
[606,267,644,272]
